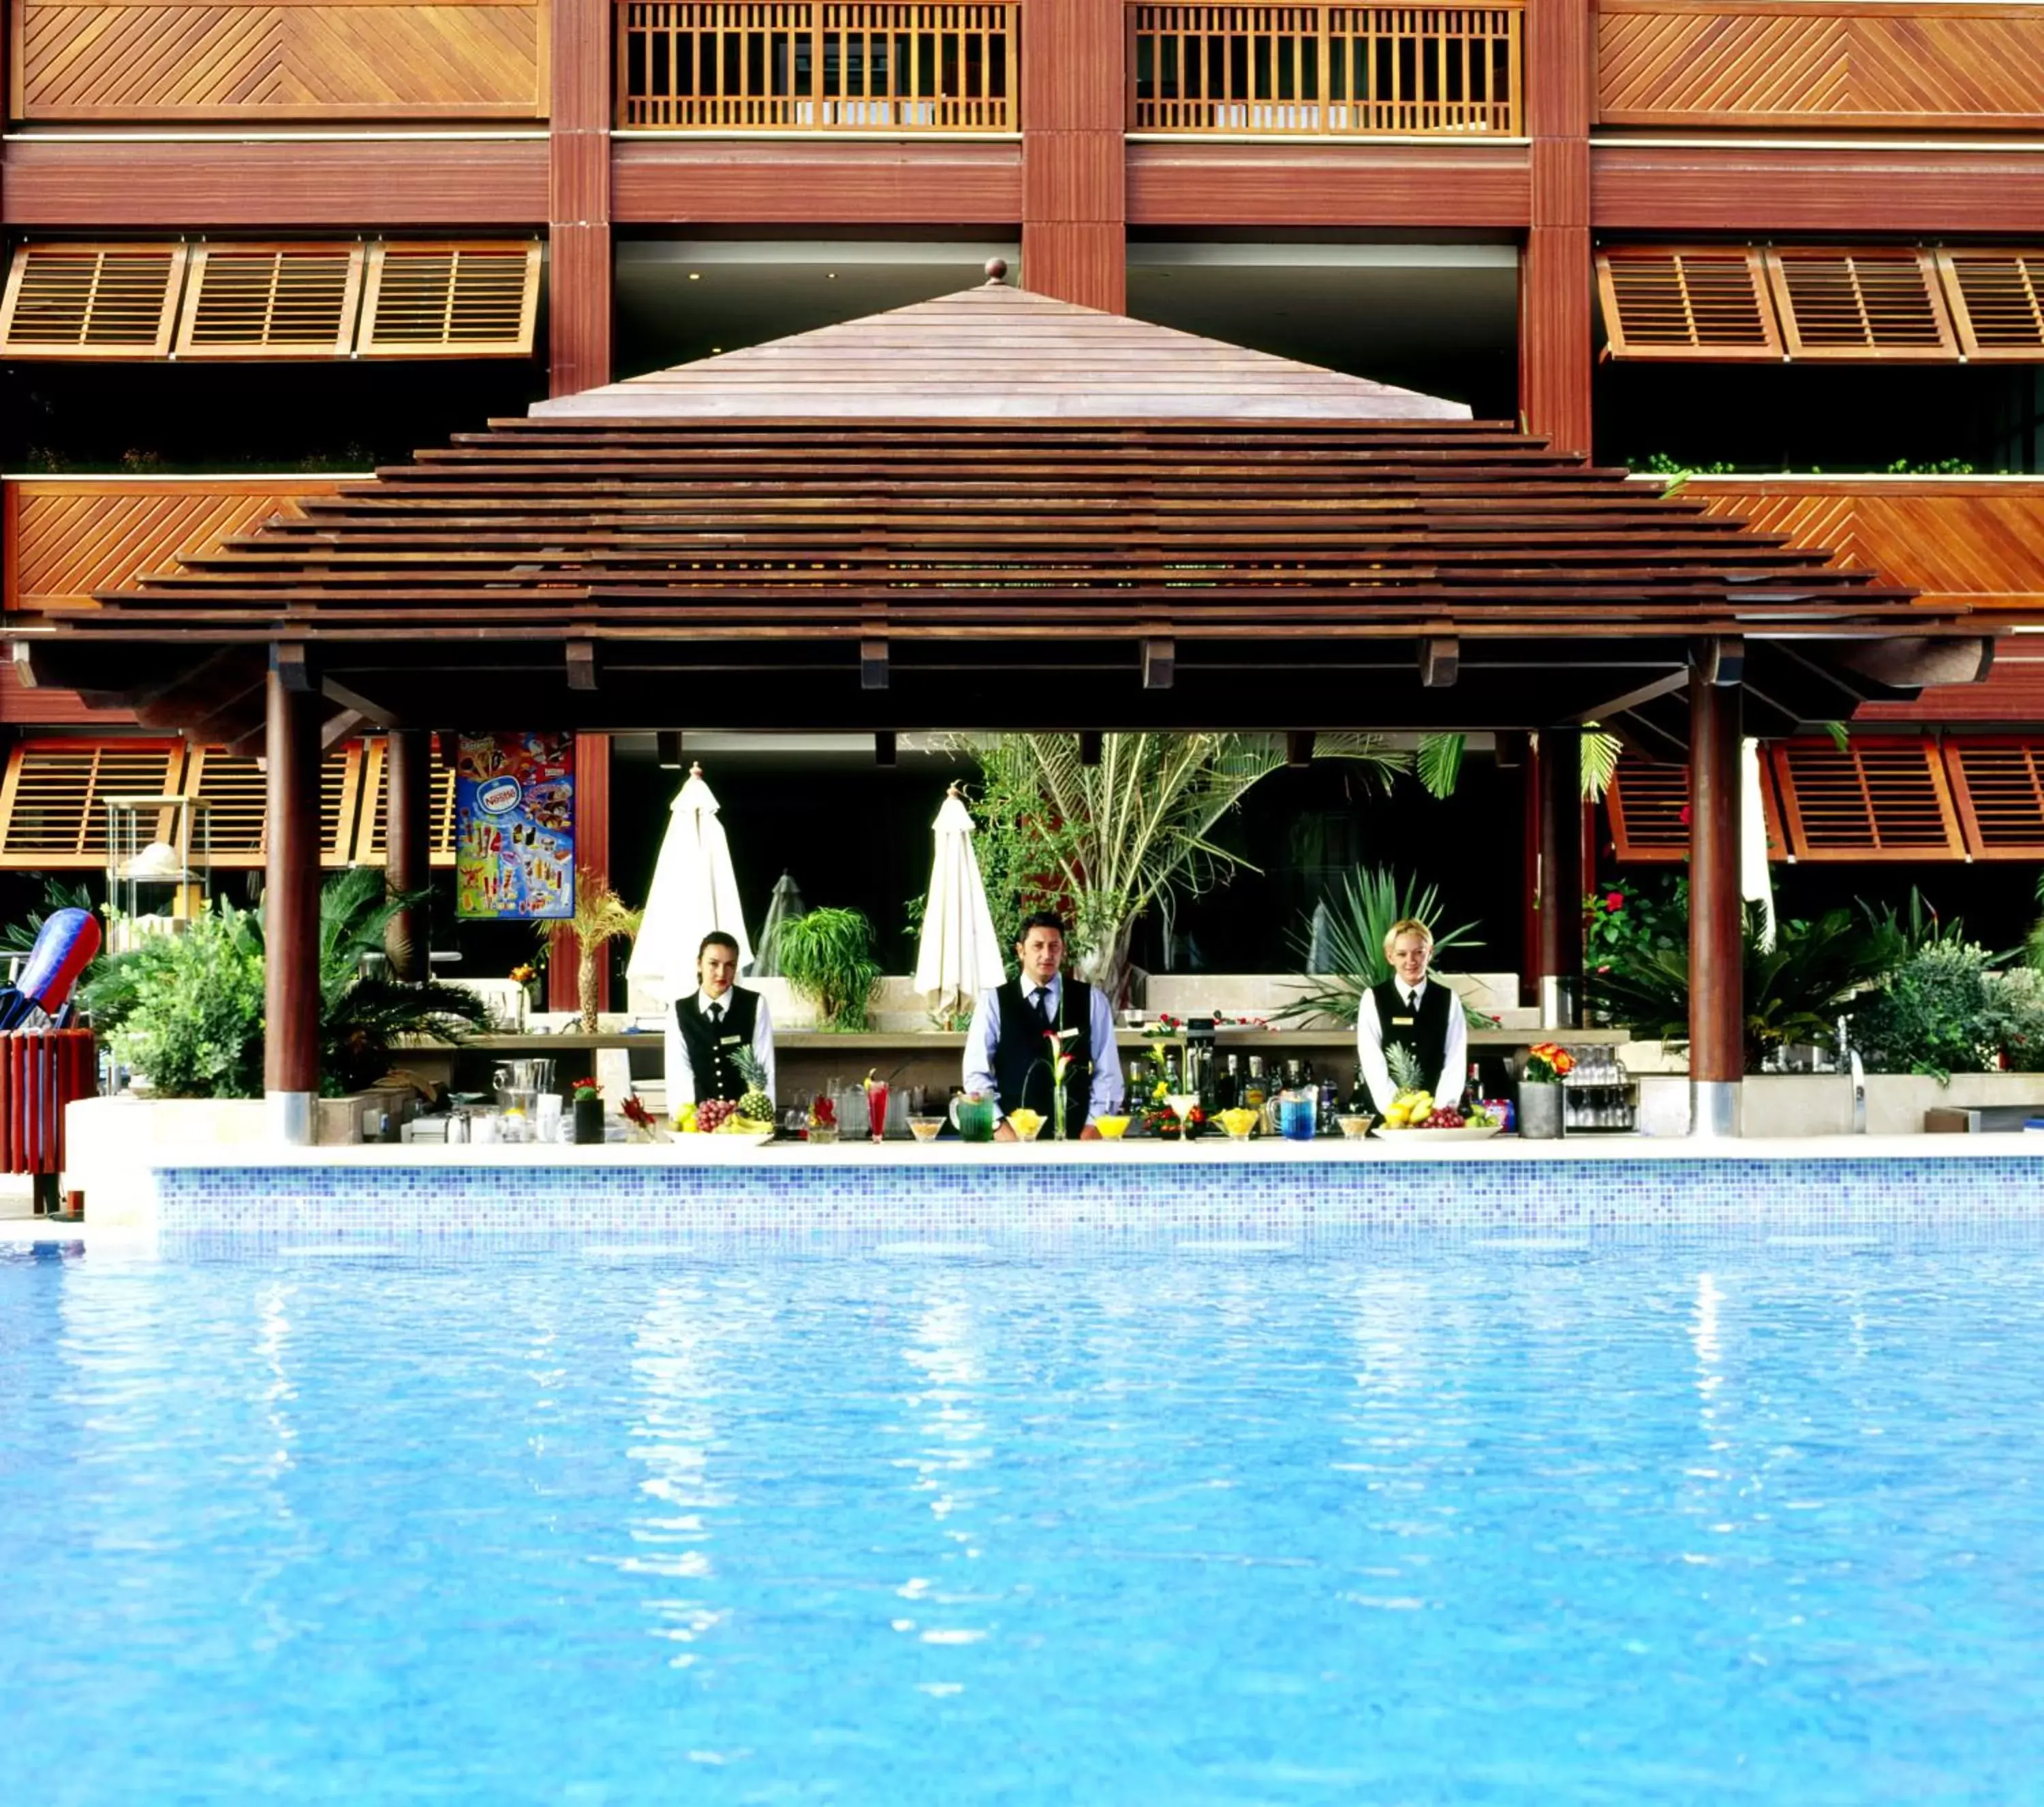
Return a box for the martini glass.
[1164,1093,1200,1142]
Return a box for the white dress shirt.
[665,985,775,1110]
[963,974,1124,1126]
[1355,976,1467,1115]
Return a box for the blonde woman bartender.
[1354,916,1466,1117]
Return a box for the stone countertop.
[430,1026,1636,1053]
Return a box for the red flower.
[1605,891,1626,912]
[1678,804,1692,826]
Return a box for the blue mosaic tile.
[149,1154,2044,1248]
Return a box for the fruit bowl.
[1006,1109,1044,1143]
[1216,1107,1260,1141]
[1374,1123,1502,1142]
[1336,1113,1376,1140]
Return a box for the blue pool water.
[4,1235,2043,1804]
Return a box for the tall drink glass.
[866,1081,890,1143]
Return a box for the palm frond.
[1273,865,1484,1025]
[1579,730,1623,802]
[1416,733,1465,799]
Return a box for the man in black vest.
[1356,916,1466,1117]
[666,931,775,1115]
[963,911,1123,1141]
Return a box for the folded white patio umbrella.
[628,762,754,1004]
[752,869,807,978]
[913,784,1006,1015]
[1741,737,1777,952]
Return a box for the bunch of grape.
[1420,1107,1466,1128]
[697,1096,739,1132]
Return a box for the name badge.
[719,1034,741,1046]
[1391,1015,1415,1027]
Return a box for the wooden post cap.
[983,258,1008,285]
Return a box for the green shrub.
[772,905,884,1031]
[101,906,266,1098]
[1273,865,1483,1027]
[1852,940,2034,1081]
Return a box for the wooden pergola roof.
[12,278,1994,752]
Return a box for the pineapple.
[733,1048,775,1126]
[1385,1043,1425,1097]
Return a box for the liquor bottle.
[1348,1064,1372,1115]
[1316,1077,1339,1134]
[1466,1060,1483,1111]
[1244,1055,1269,1130]
[1219,1053,1241,1111]
[1164,1045,1183,1092]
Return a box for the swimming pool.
[4,1233,2041,1804]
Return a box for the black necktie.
[1406,989,1419,1010]
[709,1002,723,1025]
[1034,988,1052,1028]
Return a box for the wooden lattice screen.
[358,243,543,357]
[619,3,1018,130]
[1770,737,1966,861]
[0,245,189,358]
[183,744,365,867]
[1765,247,1958,362]
[1595,247,1782,360]
[173,245,366,359]
[1605,752,1788,863]
[0,241,536,361]
[1942,740,2044,859]
[1937,250,2044,361]
[1128,4,1523,136]
[356,739,460,867]
[0,741,188,867]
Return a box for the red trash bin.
[0,1028,97,1217]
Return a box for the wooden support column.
[1519,0,1594,457]
[549,0,612,396]
[1536,724,1583,1028]
[384,728,431,983]
[1688,674,1744,1138]
[1021,0,1125,311]
[548,731,612,1013]
[264,660,322,1143]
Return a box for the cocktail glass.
[1164,1092,1200,1141]
[866,1082,890,1144]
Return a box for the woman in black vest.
[666,931,775,1113]
[1355,916,1467,1117]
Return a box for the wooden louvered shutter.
[174,245,365,359]
[1765,248,1957,362]
[1606,757,1692,861]
[0,739,187,867]
[1771,737,1965,861]
[185,744,362,866]
[1936,251,2044,361]
[1944,740,2044,859]
[1596,247,1782,361]
[356,739,459,867]
[358,243,542,358]
[0,244,188,358]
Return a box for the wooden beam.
[549,732,612,1014]
[1688,675,1744,1130]
[1021,0,1126,312]
[1693,634,1746,688]
[321,709,366,752]
[1521,0,1594,458]
[1536,724,1583,1028]
[566,640,599,690]
[1286,730,1315,767]
[264,664,322,1139]
[273,641,313,692]
[657,730,685,768]
[1142,637,1175,690]
[384,728,431,983]
[1420,636,1459,688]
[861,638,890,691]
[318,674,400,728]
[549,0,611,397]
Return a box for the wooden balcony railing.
[1129,5,1523,137]
[618,3,1017,130]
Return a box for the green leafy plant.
[0,878,95,958]
[1272,865,1484,1027]
[558,869,641,1033]
[1412,728,1622,801]
[1587,903,1906,1071]
[774,905,884,1030]
[85,869,490,1098]
[1849,939,2018,1082]
[95,904,267,1098]
[955,731,1406,1004]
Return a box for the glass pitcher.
[950,1092,998,1143]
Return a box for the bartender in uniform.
[963,911,1122,1141]
[1355,916,1466,1117]
[667,931,775,1111]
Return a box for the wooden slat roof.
[7,283,1994,746]
[531,279,1473,423]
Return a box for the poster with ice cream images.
[454,732,576,921]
